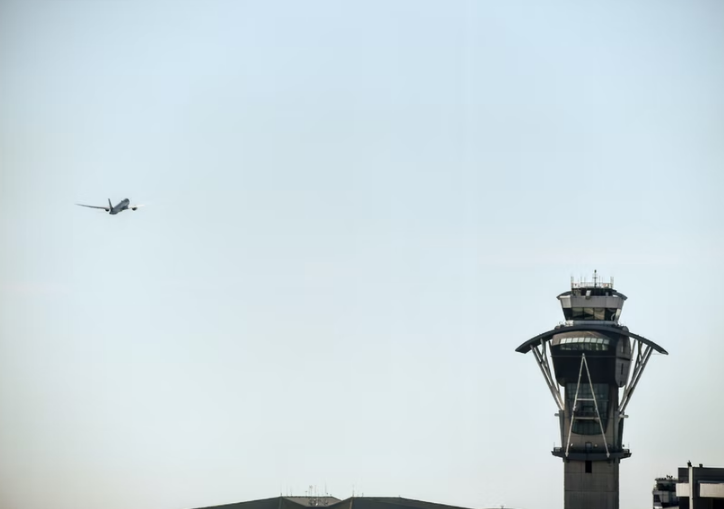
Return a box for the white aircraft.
[76,198,142,215]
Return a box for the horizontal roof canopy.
[515,323,668,355]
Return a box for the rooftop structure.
[676,464,724,508]
[653,475,678,508]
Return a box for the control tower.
[515,272,667,509]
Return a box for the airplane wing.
[76,203,110,211]
[130,204,144,211]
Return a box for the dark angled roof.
[193,497,472,509]
[194,496,340,509]
[515,323,668,355]
[330,497,473,509]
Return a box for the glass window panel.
[566,382,609,435]
[583,308,595,320]
[594,308,605,320]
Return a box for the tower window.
[585,461,592,474]
[566,383,610,434]
[570,308,612,320]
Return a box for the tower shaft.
[564,459,620,509]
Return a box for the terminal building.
[676,464,724,508]
[516,272,667,509]
[191,496,485,509]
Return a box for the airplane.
[76,198,142,215]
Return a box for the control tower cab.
[516,272,667,509]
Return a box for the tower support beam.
[565,354,610,459]
[619,342,654,417]
[531,341,564,411]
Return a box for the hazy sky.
[1,1,723,509]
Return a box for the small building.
[676,464,724,508]
[652,475,678,508]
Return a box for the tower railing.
[570,270,614,289]
[570,279,614,289]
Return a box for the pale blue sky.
[1,1,723,509]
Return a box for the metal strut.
[619,339,654,418]
[531,340,564,411]
[565,353,610,459]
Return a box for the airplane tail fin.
[108,198,112,210]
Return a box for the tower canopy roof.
[515,323,668,355]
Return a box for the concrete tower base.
[564,459,620,509]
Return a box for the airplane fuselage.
[110,198,131,215]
